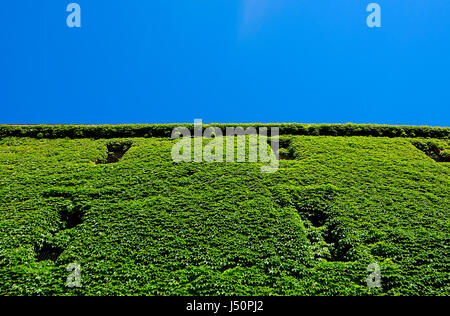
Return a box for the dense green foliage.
[0,123,449,139]
[0,133,448,296]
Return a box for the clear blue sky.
[1,1,449,126]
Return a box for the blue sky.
[1,1,449,126]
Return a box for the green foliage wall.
[0,135,448,296]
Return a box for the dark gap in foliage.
[34,200,86,263]
[410,140,449,162]
[295,206,341,261]
[271,184,350,262]
[218,264,238,273]
[278,148,295,160]
[269,136,295,160]
[59,203,86,229]
[322,225,351,262]
[36,242,64,262]
[96,140,133,164]
[297,208,351,261]
[297,207,329,228]
[177,165,198,177]
[291,189,351,262]
[42,189,74,199]
[185,169,196,176]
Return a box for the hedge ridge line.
[0,123,448,139]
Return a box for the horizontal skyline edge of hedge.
[0,123,448,139]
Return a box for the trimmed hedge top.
[0,123,449,139]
